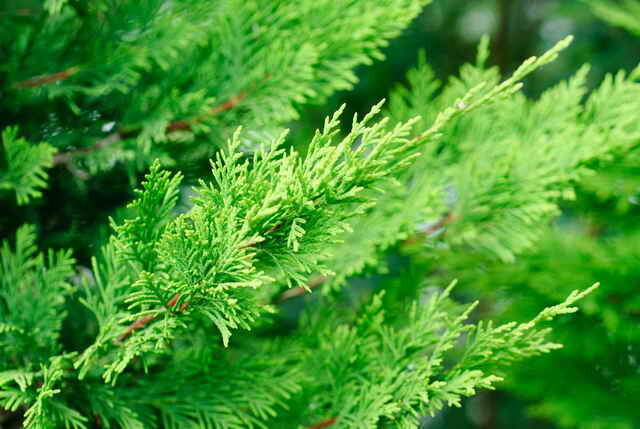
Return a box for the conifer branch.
[0,8,34,16]
[421,213,457,236]
[405,213,458,246]
[117,314,157,343]
[6,2,632,423]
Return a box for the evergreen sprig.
[0,127,56,205]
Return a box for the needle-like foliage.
[0,127,57,205]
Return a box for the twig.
[0,9,34,16]
[278,275,329,302]
[53,131,122,165]
[166,92,247,132]
[13,66,81,89]
[120,211,457,340]
[53,92,247,167]
[277,215,457,303]
[279,214,459,302]
[308,417,337,429]
[239,224,281,249]
[118,218,290,342]
[118,314,157,342]
[421,213,457,236]
[117,292,186,342]
[403,213,457,247]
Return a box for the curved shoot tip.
[443,279,459,296]
[584,282,600,295]
[552,35,574,52]
[566,282,600,305]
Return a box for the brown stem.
[422,213,457,236]
[278,275,329,302]
[403,213,458,248]
[117,314,157,342]
[166,92,247,132]
[117,292,186,342]
[166,293,182,309]
[239,224,281,249]
[277,215,458,303]
[53,131,121,166]
[308,417,337,429]
[13,66,81,89]
[0,9,34,16]
[53,92,247,167]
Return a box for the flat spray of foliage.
[1,1,639,428]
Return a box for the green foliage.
[406,5,640,427]
[430,225,640,428]
[1,1,638,428]
[0,225,75,369]
[383,43,640,262]
[1,0,432,174]
[0,127,56,205]
[317,36,582,293]
[267,283,597,428]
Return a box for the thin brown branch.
[117,292,186,342]
[0,8,34,16]
[13,66,81,89]
[119,213,457,341]
[166,92,247,132]
[118,220,286,342]
[239,224,281,249]
[117,314,157,342]
[308,417,337,429]
[53,92,247,168]
[422,213,457,236]
[53,131,121,166]
[278,275,329,302]
[403,213,458,248]
[277,216,457,303]
[166,293,182,309]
